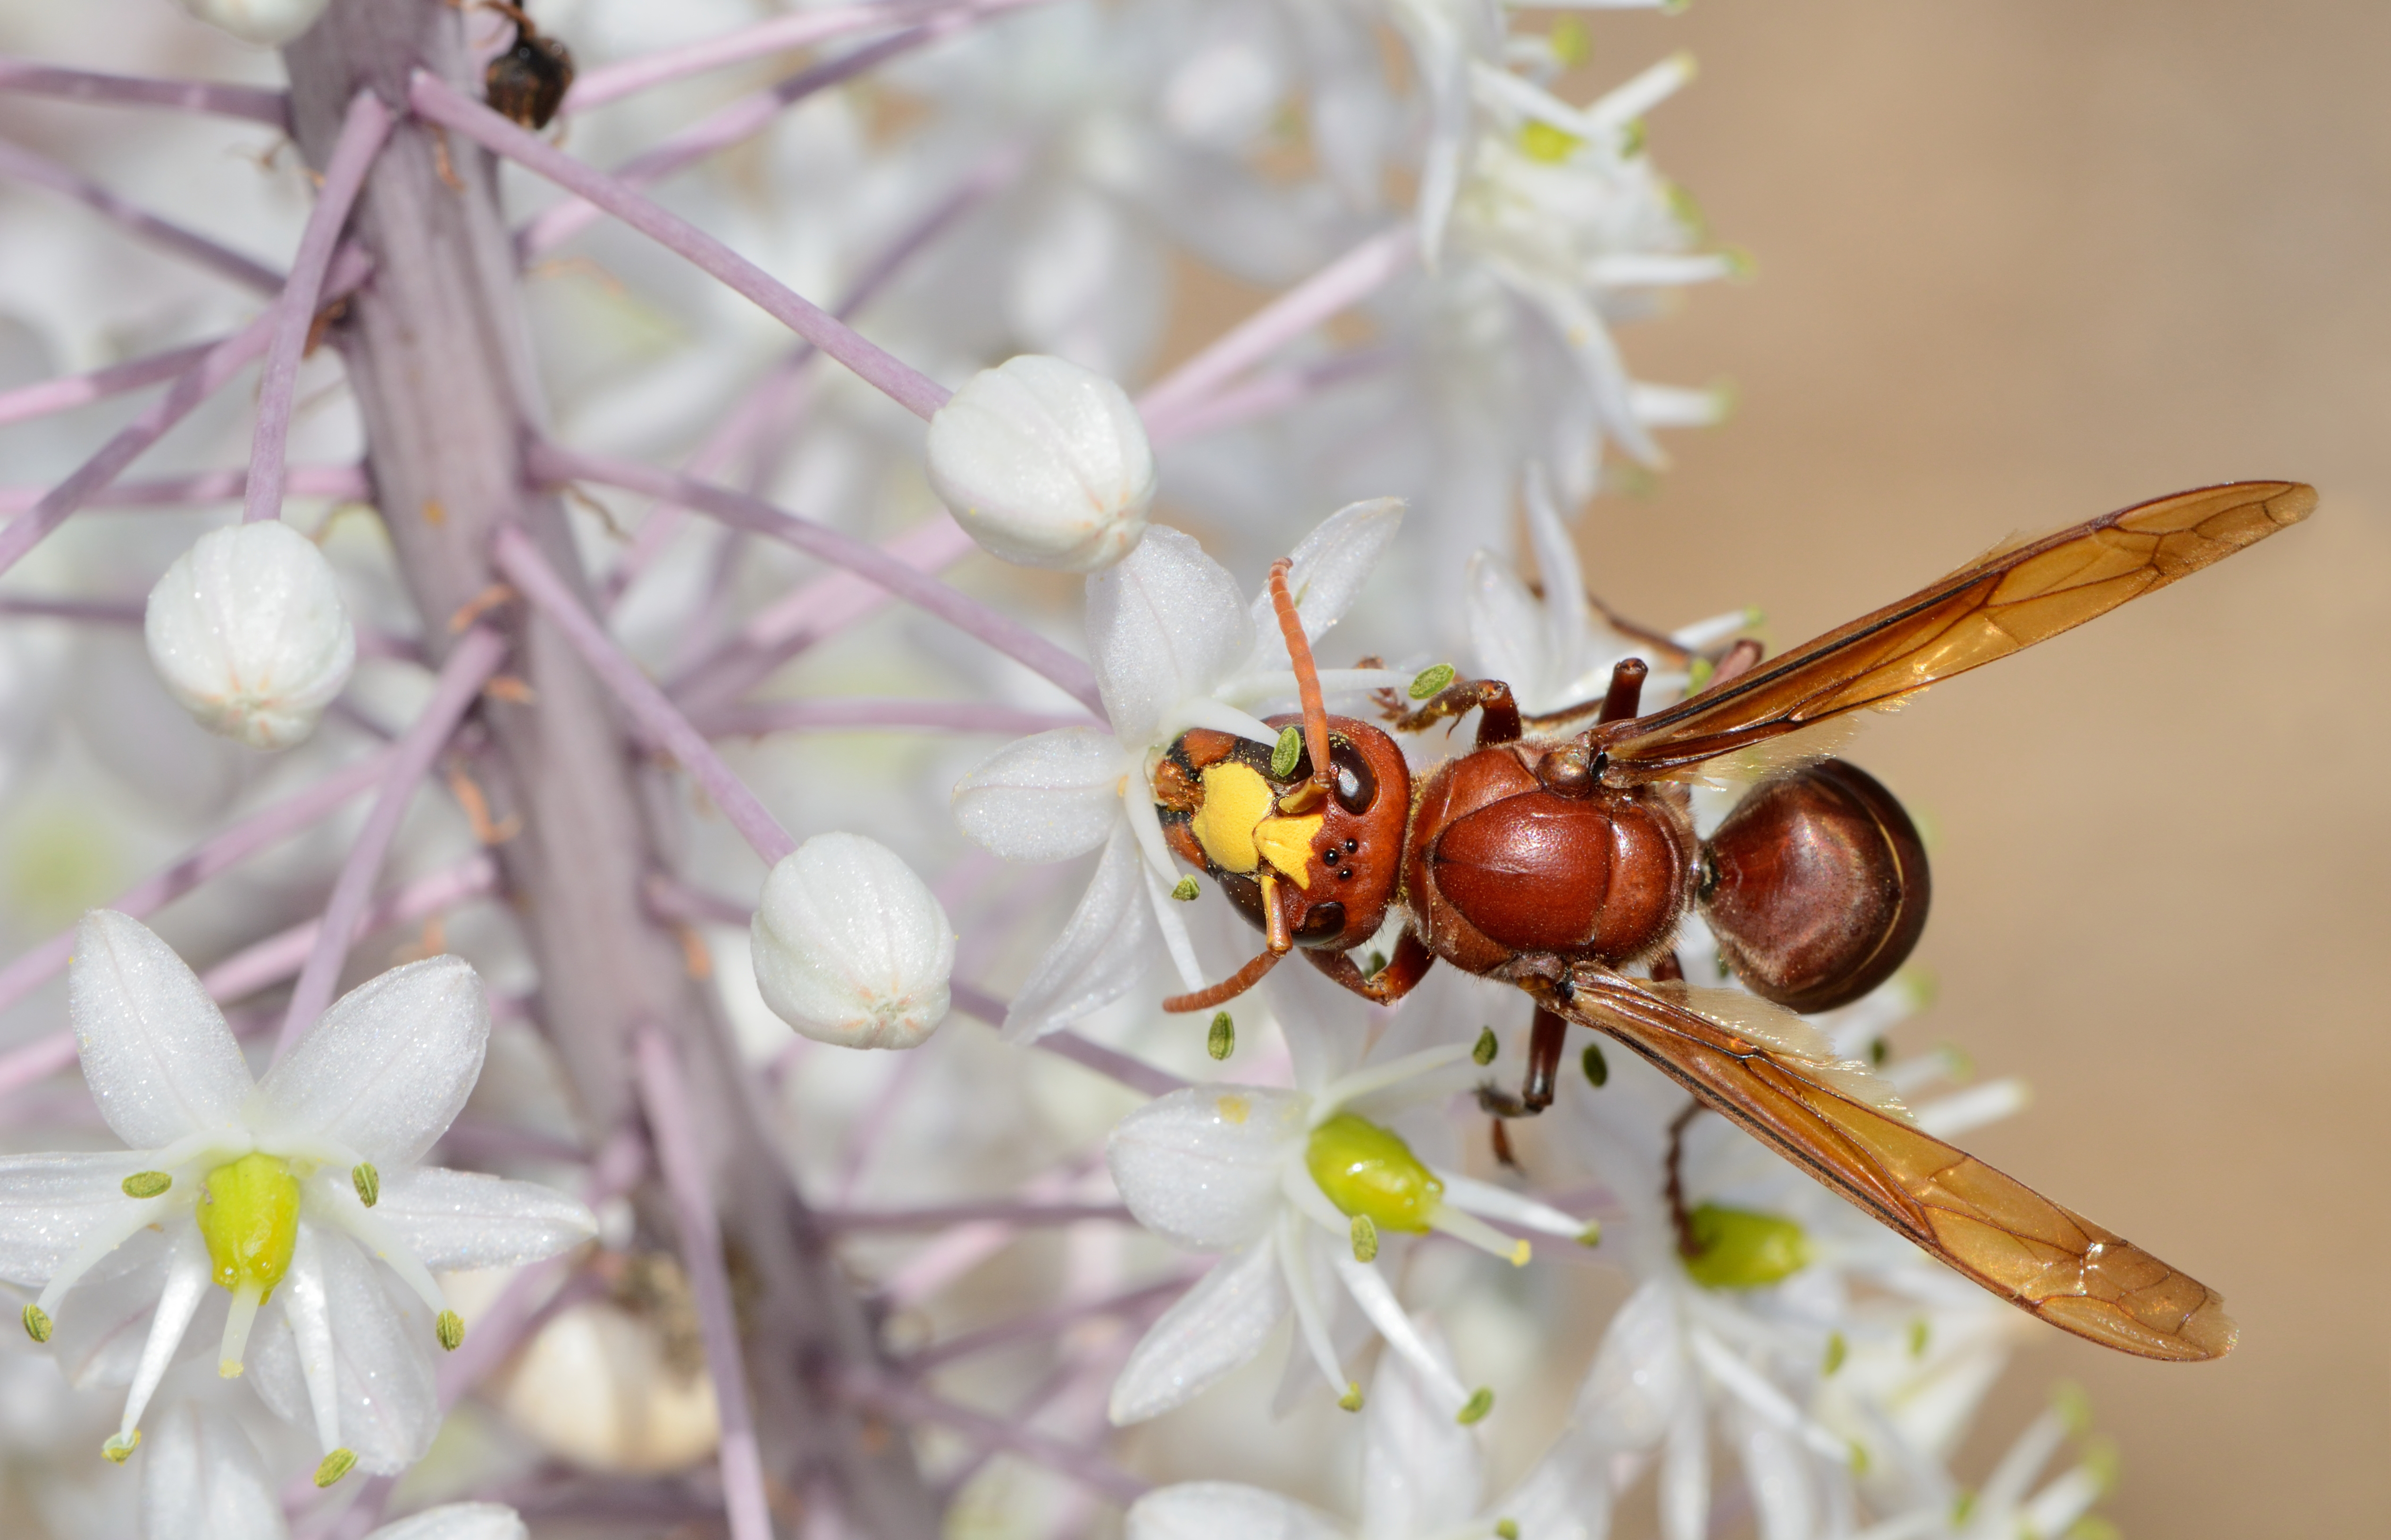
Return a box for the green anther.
[1271,725,1303,779]
[1576,1222,1602,1248]
[1365,950,1387,977]
[1868,1037,1888,1067]
[1472,1027,1498,1065]
[1548,15,1589,64]
[1581,1042,1608,1088]
[1350,1213,1379,1263]
[1686,656,1714,694]
[1170,876,1200,902]
[1848,1441,1870,1476]
[196,1153,302,1300]
[1456,1388,1494,1425]
[2053,1380,2093,1436]
[436,1309,466,1352]
[120,1171,172,1199]
[2066,1518,2123,1540]
[314,1448,358,1488]
[21,1304,50,1344]
[1907,1318,1930,1358]
[1619,118,1647,158]
[1950,1492,1977,1526]
[101,1431,139,1464]
[1305,1113,1442,1233]
[1682,1204,1810,1290]
[1338,1381,1364,1413]
[1519,119,1581,163]
[1207,1013,1235,1061]
[2081,1439,2121,1497]
[352,1162,380,1208]
[1495,1522,1520,1540]
[1408,663,1455,701]
[1823,1330,1848,1376]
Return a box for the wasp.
[482,1,574,132]
[1154,480,2313,1361]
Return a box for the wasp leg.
[1477,1007,1569,1118]
[1663,1101,1706,1260]
[1387,679,1522,746]
[1490,1118,1520,1171]
[1305,930,1436,1004]
[1595,657,1647,724]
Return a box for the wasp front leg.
[1477,1006,1569,1117]
[1385,678,1522,747]
[1306,930,1436,1004]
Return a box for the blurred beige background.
[1162,2,2385,1533]
[1558,2,2387,1532]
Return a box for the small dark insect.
[482,1,574,132]
[1153,481,2315,1362]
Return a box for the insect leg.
[1595,657,1648,724]
[1476,1005,1568,1117]
[1303,931,1436,1004]
[1385,680,1521,746]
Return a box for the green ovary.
[1305,1113,1442,1233]
[1683,1204,1811,1289]
[196,1153,302,1299]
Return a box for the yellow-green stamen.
[1207,1013,1235,1060]
[21,1304,50,1343]
[1338,1381,1364,1412]
[1305,1113,1442,1233]
[436,1309,466,1351]
[1457,1387,1495,1425]
[1471,1027,1497,1065]
[198,1152,302,1376]
[314,1448,358,1487]
[1408,663,1454,700]
[101,1431,139,1464]
[352,1162,380,1208]
[1682,1204,1810,1290]
[1349,1213,1378,1263]
[120,1171,172,1199]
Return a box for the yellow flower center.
[1682,1204,1810,1289]
[1305,1113,1442,1232]
[196,1153,302,1300]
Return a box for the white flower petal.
[1238,497,1405,676]
[751,835,954,1049]
[247,1226,439,1474]
[1107,1085,1306,1250]
[1002,821,1154,1042]
[70,911,252,1150]
[254,956,489,1166]
[0,1151,148,1285]
[1108,1243,1288,1425]
[1574,1278,1686,1452]
[371,1167,596,1272]
[140,1404,286,1540]
[1085,525,1251,745]
[1126,1481,1343,1540]
[1465,548,1551,701]
[952,728,1128,863]
[365,1505,529,1540]
[175,0,331,47]
[47,1230,178,1389]
[1359,1329,1485,1539]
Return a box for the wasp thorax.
[1698,759,1930,1014]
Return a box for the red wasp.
[1152,480,2313,1361]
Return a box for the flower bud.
[925,354,1154,572]
[174,0,331,46]
[144,521,356,750]
[751,833,954,1049]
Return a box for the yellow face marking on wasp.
[1188,762,1324,886]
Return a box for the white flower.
[926,353,1157,572]
[0,912,595,1480]
[172,0,330,47]
[143,521,357,751]
[141,1402,529,1540]
[1104,1024,1588,1424]
[1127,1328,1609,1540]
[751,833,956,1049]
[1845,1391,2115,1540]
[951,500,1406,1040]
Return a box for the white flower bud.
[925,354,1155,572]
[144,520,356,751]
[751,833,955,1049]
[174,0,332,46]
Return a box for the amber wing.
[1527,965,2235,1361]
[1592,481,2314,782]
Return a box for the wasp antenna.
[1268,558,1332,796]
[1163,947,1285,1013]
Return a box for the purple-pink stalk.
[1149,348,1399,449]
[635,1026,776,1540]
[0,133,284,296]
[203,854,498,1006]
[493,527,798,865]
[696,698,1099,738]
[821,1201,1133,1232]
[0,56,289,126]
[903,1273,1194,1374]
[0,463,369,515]
[846,1370,1149,1505]
[0,337,217,428]
[272,626,509,1057]
[532,442,1106,718]
[1135,225,1416,434]
[409,71,952,421]
[244,90,391,525]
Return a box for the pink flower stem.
[1148,347,1399,449]
[201,854,498,1005]
[272,626,509,1058]
[604,144,1022,608]
[0,56,289,126]
[948,982,1184,1097]
[819,1201,1133,1233]
[410,71,951,420]
[843,1370,1149,1505]
[0,463,370,515]
[562,0,1048,113]
[905,1273,1194,1373]
[0,595,143,625]
[532,442,1105,718]
[244,90,391,525]
[0,246,369,582]
[1135,225,1416,432]
[493,528,797,865]
[635,1026,776,1540]
[0,337,217,428]
[0,133,284,296]
[0,743,397,1028]
[698,698,1101,737]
